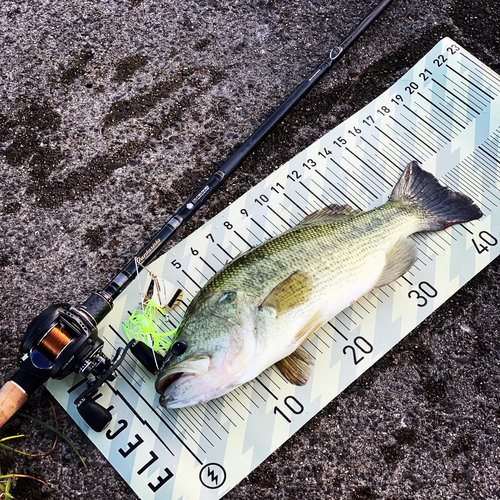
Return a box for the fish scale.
[158,176,480,410]
[200,201,420,306]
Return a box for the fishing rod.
[0,0,394,432]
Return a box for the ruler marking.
[283,192,309,216]
[301,341,317,358]
[314,332,331,349]
[460,60,499,90]
[115,369,203,461]
[262,370,281,390]
[432,78,481,115]
[401,275,413,286]
[427,86,474,123]
[356,145,400,182]
[372,133,414,165]
[384,122,432,159]
[341,155,385,193]
[349,305,364,320]
[345,147,394,186]
[194,266,210,282]
[236,386,260,409]
[413,100,459,139]
[416,92,466,130]
[268,205,294,228]
[181,407,209,441]
[217,242,234,260]
[211,399,236,426]
[480,140,500,161]
[230,390,253,415]
[388,116,438,154]
[182,269,202,290]
[329,322,348,341]
[174,410,201,440]
[255,377,278,400]
[279,201,302,224]
[461,53,500,88]
[478,145,500,167]
[461,158,500,201]
[373,126,422,164]
[248,382,267,403]
[446,64,495,99]
[359,135,403,171]
[199,256,217,274]
[314,170,363,210]
[254,215,278,238]
[106,384,176,457]
[261,212,285,234]
[400,111,448,147]
[463,155,497,183]
[447,169,496,209]
[445,74,490,108]
[295,188,323,213]
[320,325,335,342]
[299,181,332,208]
[221,395,246,420]
[310,177,343,205]
[330,159,378,198]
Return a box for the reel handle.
[0,381,28,428]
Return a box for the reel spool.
[0,293,160,432]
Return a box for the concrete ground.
[0,0,499,498]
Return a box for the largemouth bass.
[156,161,482,408]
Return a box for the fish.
[155,161,482,408]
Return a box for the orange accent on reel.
[39,326,74,361]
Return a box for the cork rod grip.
[0,380,28,428]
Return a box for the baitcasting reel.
[0,292,162,432]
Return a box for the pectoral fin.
[375,238,417,287]
[275,346,314,386]
[297,204,361,228]
[260,270,312,317]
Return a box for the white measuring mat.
[48,38,500,499]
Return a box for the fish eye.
[172,340,188,356]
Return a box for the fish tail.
[390,161,483,230]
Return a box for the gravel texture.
[0,0,499,499]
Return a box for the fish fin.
[294,310,324,341]
[297,204,361,228]
[275,346,314,386]
[375,238,417,287]
[390,161,483,230]
[260,270,312,316]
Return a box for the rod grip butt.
[0,380,28,428]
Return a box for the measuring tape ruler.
[48,37,500,499]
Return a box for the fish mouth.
[155,354,210,394]
[157,371,185,393]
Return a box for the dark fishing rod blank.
[100,0,394,305]
[0,0,393,431]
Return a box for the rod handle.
[0,380,28,428]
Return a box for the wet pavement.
[0,0,499,498]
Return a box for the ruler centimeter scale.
[48,38,500,499]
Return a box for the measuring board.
[48,38,500,499]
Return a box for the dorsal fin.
[259,270,312,317]
[297,204,361,228]
[275,346,314,386]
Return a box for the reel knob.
[76,398,112,432]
